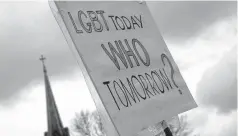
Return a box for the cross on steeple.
[40,55,47,73]
[40,55,46,65]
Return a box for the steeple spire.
[40,55,69,136]
[40,55,47,73]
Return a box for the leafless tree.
[71,110,106,136]
[72,111,197,136]
[72,111,91,136]
[172,115,194,136]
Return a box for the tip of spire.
[40,55,46,62]
[39,55,47,73]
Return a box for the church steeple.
[40,55,69,136]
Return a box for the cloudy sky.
[0,1,237,136]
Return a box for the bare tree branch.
[72,111,197,136]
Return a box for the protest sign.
[49,1,197,136]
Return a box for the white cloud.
[196,46,236,113]
[166,16,237,136]
[166,15,236,98]
[189,109,237,136]
[218,111,237,136]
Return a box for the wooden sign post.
[49,1,197,136]
[162,121,173,136]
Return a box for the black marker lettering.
[138,74,154,98]
[119,79,138,105]
[113,81,129,107]
[145,73,160,95]
[151,70,165,93]
[134,15,143,28]
[126,78,140,102]
[96,10,109,31]
[108,15,118,30]
[119,39,140,68]
[161,53,182,94]
[101,42,128,70]
[131,16,140,29]
[78,10,92,33]
[155,70,172,91]
[68,12,83,34]
[87,11,103,32]
[121,16,132,29]
[103,81,120,110]
[131,75,146,100]
[115,16,125,30]
[132,38,150,66]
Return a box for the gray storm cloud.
[0,1,236,105]
[0,2,78,105]
[147,1,236,42]
[196,46,237,113]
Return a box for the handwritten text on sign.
[53,2,197,136]
[67,9,182,111]
[68,10,143,33]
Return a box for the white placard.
[49,1,197,136]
